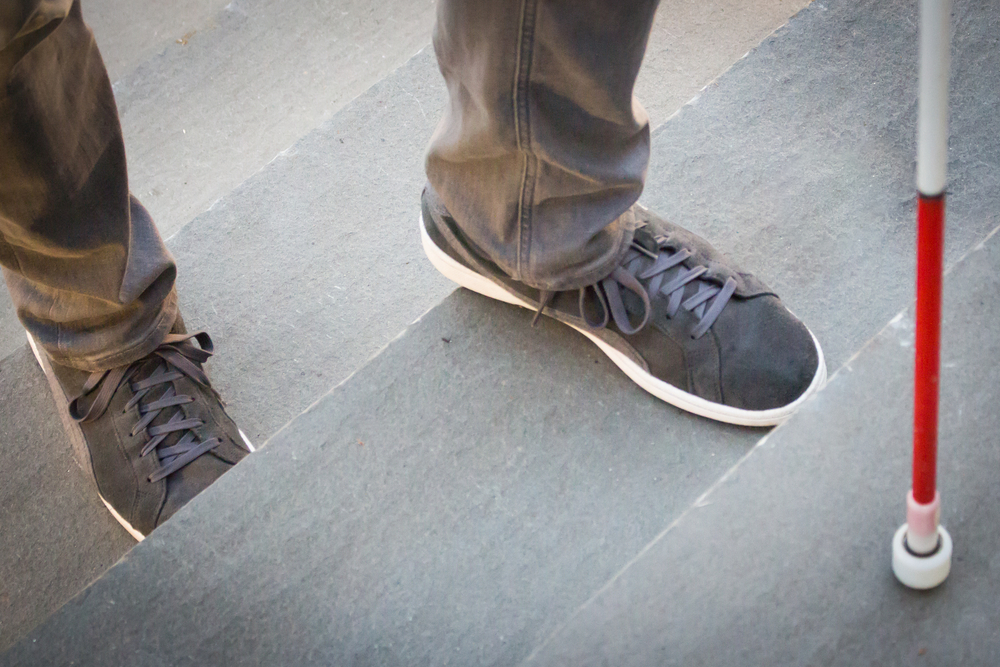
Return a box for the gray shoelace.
[533,233,738,339]
[69,332,225,483]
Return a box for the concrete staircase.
[4,0,1000,663]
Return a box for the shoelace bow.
[533,233,738,339]
[69,332,225,483]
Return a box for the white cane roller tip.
[892,523,952,589]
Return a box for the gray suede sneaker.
[420,186,826,426]
[28,321,252,540]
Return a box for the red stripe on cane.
[913,193,945,505]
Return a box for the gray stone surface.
[1,290,768,666]
[82,0,232,84]
[167,48,454,443]
[0,347,134,653]
[0,0,813,647]
[642,0,1000,370]
[523,209,1000,667]
[100,0,438,240]
[6,0,1000,658]
[7,0,1000,661]
[636,0,811,126]
[0,295,21,363]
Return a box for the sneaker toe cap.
[714,295,821,412]
[159,452,239,526]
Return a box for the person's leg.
[0,0,176,372]
[1,1,250,540]
[422,0,827,425]
[426,0,659,292]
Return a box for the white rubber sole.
[420,214,827,427]
[26,332,254,542]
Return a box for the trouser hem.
[43,290,179,372]
[520,219,636,292]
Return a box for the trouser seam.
[513,0,538,283]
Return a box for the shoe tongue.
[135,357,191,453]
[627,224,711,307]
[632,224,660,254]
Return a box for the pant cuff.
[43,290,179,372]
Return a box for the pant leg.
[426,0,659,292]
[0,0,177,372]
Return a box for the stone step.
[89,0,438,240]
[5,0,999,662]
[0,348,135,653]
